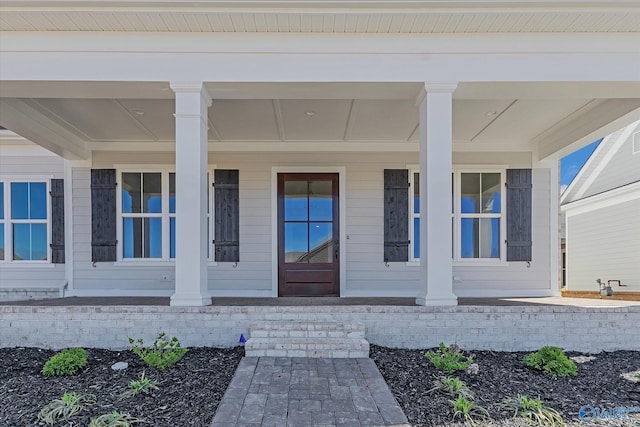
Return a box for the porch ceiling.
[1,81,640,157]
[1,1,639,33]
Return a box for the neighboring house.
[1,1,639,306]
[561,121,640,297]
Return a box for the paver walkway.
[210,357,409,427]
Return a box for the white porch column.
[170,82,212,306]
[416,83,458,306]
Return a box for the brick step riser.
[246,349,370,358]
[249,322,365,332]
[249,330,365,339]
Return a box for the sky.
[560,139,602,194]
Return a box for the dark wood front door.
[278,173,339,296]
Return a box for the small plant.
[42,348,88,376]
[38,392,96,425]
[523,346,577,377]
[119,371,159,400]
[428,375,475,400]
[88,411,144,427]
[425,343,473,374]
[500,395,564,426]
[129,332,188,370]
[636,372,640,380]
[450,394,489,427]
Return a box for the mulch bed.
[0,346,243,426]
[371,345,640,427]
[2,344,639,426]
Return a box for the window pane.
[11,182,29,219]
[461,218,479,258]
[460,173,480,214]
[481,173,501,213]
[0,224,4,260]
[413,173,420,214]
[284,181,308,221]
[284,222,308,263]
[169,173,176,214]
[479,218,501,258]
[122,173,141,213]
[170,217,176,259]
[12,223,47,261]
[308,222,332,263]
[0,183,4,220]
[413,217,420,259]
[123,217,162,258]
[31,223,47,260]
[29,182,47,219]
[143,173,162,214]
[309,180,332,221]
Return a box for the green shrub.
[450,395,489,427]
[500,395,564,426]
[88,411,144,427]
[425,343,473,374]
[129,332,188,370]
[38,392,96,425]
[42,348,88,376]
[428,375,475,400]
[523,346,577,377]
[118,371,159,400]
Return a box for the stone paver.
[211,357,409,427]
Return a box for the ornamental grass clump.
[118,371,159,400]
[450,394,489,427]
[428,375,475,400]
[42,348,88,376]
[425,343,474,374]
[129,332,188,370]
[88,411,144,427]
[500,395,564,426]
[38,392,96,425]
[523,346,577,377]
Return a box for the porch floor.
[1,295,638,307]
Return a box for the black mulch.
[371,345,640,427]
[0,346,243,427]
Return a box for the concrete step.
[249,321,365,339]
[245,337,370,358]
[246,321,369,358]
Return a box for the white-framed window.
[0,179,50,262]
[409,168,506,263]
[117,168,214,262]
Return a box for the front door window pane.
[309,181,332,221]
[309,222,332,263]
[481,173,501,213]
[284,181,308,221]
[284,222,308,263]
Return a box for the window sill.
[406,261,420,267]
[0,262,56,268]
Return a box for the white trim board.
[270,166,347,298]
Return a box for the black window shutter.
[384,169,410,262]
[506,169,532,262]
[91,169,117,262]
[50,179,65,264]
[214,169,239,262]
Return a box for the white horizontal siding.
[0,155,66,289]
[69,151,553,297]
[566,198,640,292]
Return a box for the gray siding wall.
[0,154,66,290]
[71,150,553,297]
[566,198,640,292]
[583,128,640,198]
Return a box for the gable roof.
[561,120,640,205]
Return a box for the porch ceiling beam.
[0,98,89,160]
[534,99,640,160]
